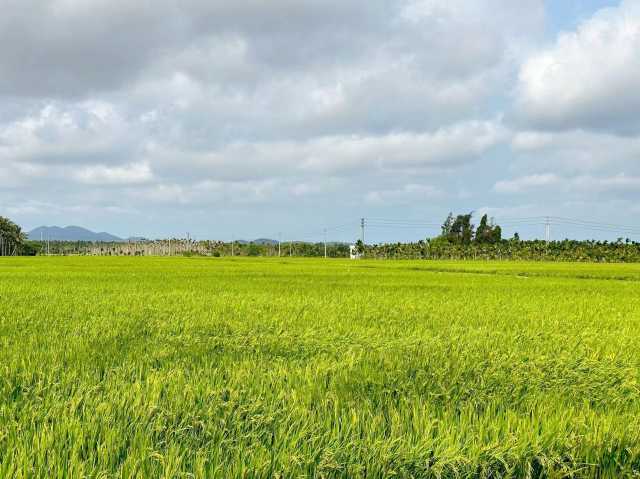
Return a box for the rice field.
[1,257,639,478]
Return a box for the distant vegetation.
[364,237,640,262]
[364,212,640,262]
[5,213,640,262]
[26,238,352,258]
[0,216,39,256]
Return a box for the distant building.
[350,245,362,260]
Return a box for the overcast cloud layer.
[1,0,639,241]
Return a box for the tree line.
[23,238,351,258]
[3,213,640,262]
[0,216,39,256]
[360,212,640,262]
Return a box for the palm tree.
[0,216,26,256]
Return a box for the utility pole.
[323,228,327,259]
[360,218,365,244]
[545,216,550,242]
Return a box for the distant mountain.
[28,226,123,242]
[235,238,278,245]
[252,238,278,245]
[25,229,316,244]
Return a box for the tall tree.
[492,225,502,243]
[441,213,454,237]
[476,214,490,242]
[475,214,502,244]
[442,212,474,245]
[0,216,25,256]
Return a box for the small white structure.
[350,245,362,259]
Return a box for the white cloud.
[569,174,640,193]
[511,130,554,150]
[131,179,279,206]
[494,173,560,193]
[494,173,640,195]
[299,121,507,172]
[516,0,640,133]
[0,102,133,165]
[73,162,153,185]
[365,183,442,204]
[0,162,48,188]
[148,120,508,180]
[289,182,327,197]
[511,129,640,171]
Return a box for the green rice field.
[1,257,640,478]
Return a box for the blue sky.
[545,0,620,33]
[1,0,639,242]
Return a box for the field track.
[1,257,639,478]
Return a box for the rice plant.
[0,257,639,478]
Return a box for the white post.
[324,228,327,258]
[545,217,550,242]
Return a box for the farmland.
[1,257,640,478]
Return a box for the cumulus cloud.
[365,184,442,205]
[495,173,640,197]
[0,162,48,188]
[568,174,640,193]
[144,120,507,181]
[73,163,153,185]
[0,1,529,190]
[0,0,527,101]
[511,129,640,172]
[12,1,640,237]
[0,102,134,165]
[131,179,280,206]
[494,173,560,194]
[516,0,640,133]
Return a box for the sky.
[2,0,640,242]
